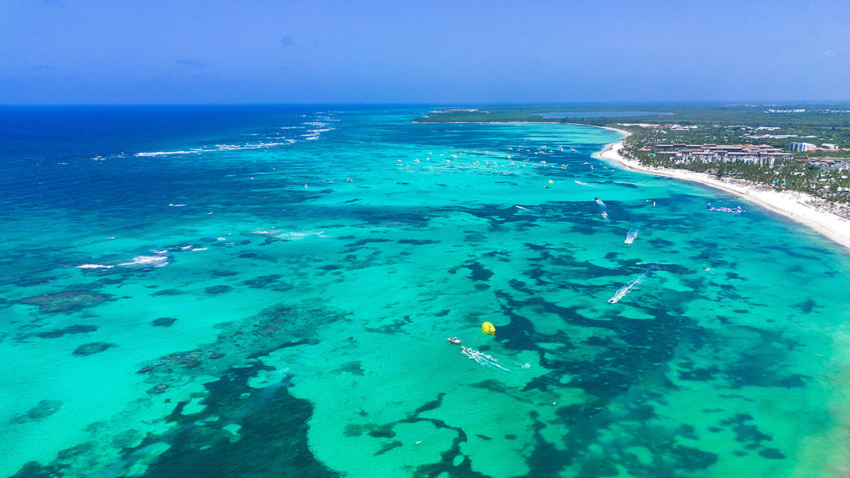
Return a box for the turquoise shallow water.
[2,106,850,477]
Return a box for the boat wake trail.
[625,223,639,244]
[595,197,609,220]
[608,266,656,304]
[461,347,510,372]
[515,205,540,215]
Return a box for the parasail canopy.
[481,322,496,335]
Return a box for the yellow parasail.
[548,180,554,184]
[481,322,496,335]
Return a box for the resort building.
[651,143,793,167]
[790,142,817,152]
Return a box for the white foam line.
[117,255,169,267]
[608,266,655,304]
[136,150,202,157]
[625,225,639,244]
[461,348,510,372]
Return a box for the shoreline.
[594,135,850,253]
[415,118,850,253]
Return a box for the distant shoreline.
[593,132,850,253]
[415,119,850,252]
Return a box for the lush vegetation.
[418,103,850,204]
[621,126,850,202]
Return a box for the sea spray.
[625,223,639,244]
[595,197,609,220]
[461,347,510,372]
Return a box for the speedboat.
[448,337,462,345]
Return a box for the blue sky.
[1,0,848,104]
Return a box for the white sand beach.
[595,131,850,253]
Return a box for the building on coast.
[790,142,817,152]
[650,143,793,167]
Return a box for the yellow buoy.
[481,322,496,335]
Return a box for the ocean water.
[2,105,850,478]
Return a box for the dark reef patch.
[463,233,488,243]
[336,361,365,376]
[151,288,183,296]
[677,362,719,381]
[414,392,446,414]
[32,325,98,339]
[210,270,238,277]
[469,379,516,395]
[152,317,178,327]
[365,315,412,334]
[10,305,348,477]
[205,285,232,295]
[10,461,64,478]
[448,260,494,282]
[792,299,820,314]
[348,238,392,247]
[508,279,535,294]
[136,305,339,379]
[337,393,481,478]
[375,440,403,456]
[669,445,719,472]
[73,342,116,356]
[723,348,809,389]
[721,414,773,448]
[18,291,111,313]
[10,400,63,424]
[613,181,639,189]
[676,424,699,440]
[133,362,339,478]
[237,252,277,263]
[650,238,675,248]
[241,274,282,289]
[398,239,440,245]
[461,282,731,475]
[15,276,57,287]
[759,448,786,459]
[259,236,281,246]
